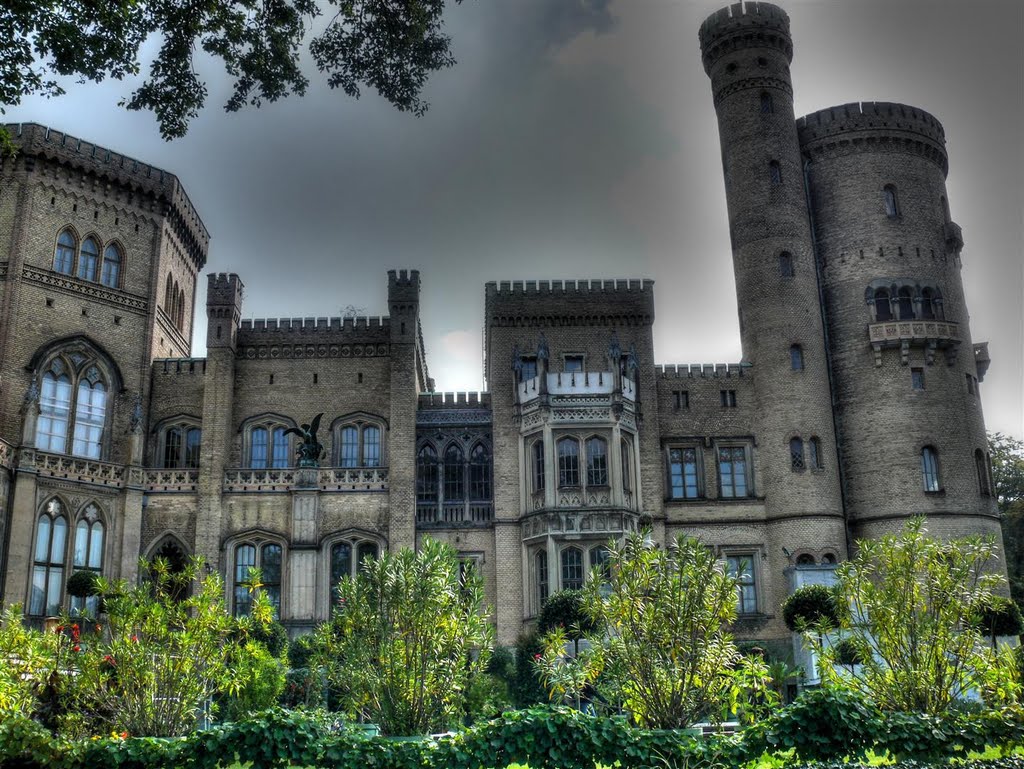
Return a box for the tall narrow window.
[669,447,701,499]
[589,546,610,582]
[444,444,465,501]
[769,161,782,185]
[873,288,892,322]
[54,230,76,274]
[163,427,182,468]
[357,541,378,571]
[271,427,289,468]
[260,543,282,618]
[921,446,940,492]
[897,287,914,320]
[520,356,538,382]
[911,368,925,390]
[726,555,758,614]
[532,440,545,492]
[808,437,822,470]
[184,428,202,468]
[250,427,268,468]
[101,244,121,288]
[720,390,737,408]
[718,446,749,498]
[71,508,104,616]
[790,437,805,471]
[790,344,804,371]
[976,449,991,496]
[883,185,899,218]
[37,369,72,452]
[760,92,773,114]
[469,442,491,500]
[621,438,632,492]
[920,288,938,320]
[30,502,67,616]
[417,444,439,503]
[78,237,99,281]
[72,373,106,459]
[557,438,580,487]
[561,547,584,591]
[233,544,256,617]
[340,426,359,467]
[330,541,352,612]
[779,251,794,278]
[363,426,381,467]
[586,437,608,486]
[536,550,549,606]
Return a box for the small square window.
[673,390,689,410]
[911,368,925,391]
[720,390,737,408]
[563,355,584,373]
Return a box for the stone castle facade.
[0,2,1001,651]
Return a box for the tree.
[809,518,1009,715]
[311,537,493,735]
[535,532,773,729]
[1,0,465,141]
[990,432,1024,603]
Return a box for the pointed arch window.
[232,541,283,618]
[101,244,122,288]
[54,230,76,274]
[246,419,292,469]
[329,537,380,613]
[535,550,549,608]
[333,417,386,467]
[469,442,491,500]
[78,237,99,282]
[532,439,545,493]
[444,444,465,502]
[35,355,112,459]
[30,500,68,616]
[883,185,899,218]
[71,505,104,616]
[561,546,584,591]
[416,444,439,504]
[921,446,941,492]
[921,287,942,320]
[158,420,202,468]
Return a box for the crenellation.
[655,362,748,378]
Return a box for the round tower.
[798,102,1000,544]
[700,2,847,625]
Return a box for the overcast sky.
[6,0,1022,438]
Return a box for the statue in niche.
[129,394,144,434]
[511,344,523,377]
[537,333,549,363]
[285,413,325,467]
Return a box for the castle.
[0,1,1001,653]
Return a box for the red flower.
[534,653,542,661]
[95,624,102,633]
[103,655,116,666]
[130,635,138,643]
[73,645,81,652]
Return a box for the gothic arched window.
[333,416,386,468]
[561,546,584,591]
[883,185,899,218]
[329,536,380,613]
[245,417,293,469]
[54,229,76,274]
[535,550,549,608]
[790,437,805,471]
[78,237,100,282]
[30,500,68,616]
[808,436,822,470]
[444,444,465,502]
[101,243,122,288]
[416,444,439,504]
[586,437,608,486]
[469,442,491,500]
[760,92,773,114]
[71,505,104,616]
[921,446,941,492]
[35,354,112,459]
[897,287,915,320]
[532,439,545,493]
[232,540,283,618]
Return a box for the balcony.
[223,467,388,493]
[29,450,126,488]
[868,319,960,366]
[416,501,493,527]
[145,469,199,493]
[522,509,640,541]
[518,371,635,403]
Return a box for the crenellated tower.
[798,102,1001,544]
[700,0,847,607]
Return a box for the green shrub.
[65,570,101,599]
[464,671,513,723]
[782,584,839,632]
[537,590,600,638]
[512,633,548,707]
[830,637,864,666]
[0,715,60,769]
[219,641,287,722]
[247,620,290,659]
[978,597,1024,640]
[288,632,317,669]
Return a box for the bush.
[512,633,548,707]
[978,597,1024,640]
[464,672,513,723]
[537,590,600,639]
[65,570,101,599]
[247,620,290,659]
[782,584,839,632]
[219,641,287,722]
[288,633,317,669]
[311,537,494,735]
[830,637,864,666]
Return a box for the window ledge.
[924,488,946,497]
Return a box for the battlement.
[656,363,750,378]
[207,273,245,307]
[418,392,492,408]
[486,278,653,296]
[485,278,656,327]
[388,269,420,287]
[239,316,390,334]
[699,2,792,72]
[5,122,209,264]
[154,358,208,375]
[798,102,947,161]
